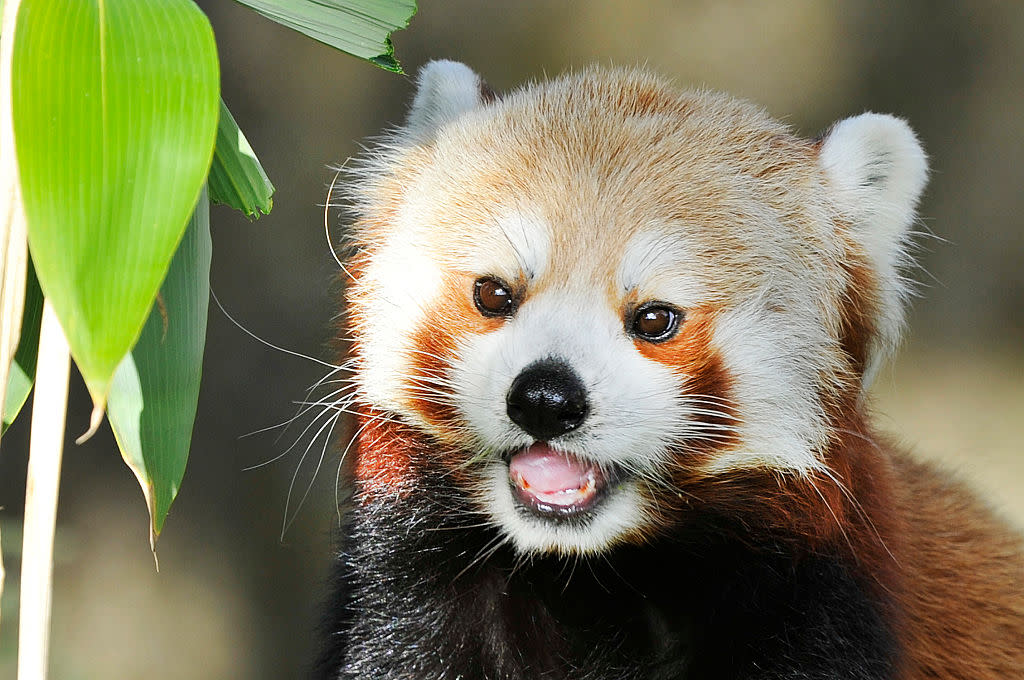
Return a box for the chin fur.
[478,460,652,556]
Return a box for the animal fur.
[314,61,1024,679]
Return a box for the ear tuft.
[820,113,928,386]
[404,60,492,141]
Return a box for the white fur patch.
[704,301,830,475]
[404,60,487,142]
[355,224,443,415]
[618,229,707,305]
[820,113,928,262]
[454,292,680,468]
[479,462,650,556]
[456,210,551,283]
[452,289,687,554]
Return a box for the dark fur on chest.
[313,470,898,680]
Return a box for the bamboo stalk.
[0,524,5,636]
[17,301,70,680]
[0,0,29,639]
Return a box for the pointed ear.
[403,60,496,141]
[819,113,928,386]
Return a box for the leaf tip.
[150,536,160,572]
[75,401,105,444]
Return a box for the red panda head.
[343,61,927,555]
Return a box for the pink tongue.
[509,443,601,508]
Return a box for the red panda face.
[344,63,927,556]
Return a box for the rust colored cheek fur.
[350,273,503,496]
[660,394,903,580]
[633,308,899,587]
[633,307,740,457]
[405,273,504,428]
[351,409,420,496]
[351,411,467,499]
[838,256,880,376]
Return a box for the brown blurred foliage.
[1,2,1021,677]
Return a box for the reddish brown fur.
[662,391,1024,680]
[639,298,1024,675]
[352,372,1024,677]
[353,272,509,490]
[477,78,498,105]
[661,407,893,559]
[349,408,477,499]
[405,273,500,428]
[337,66,1024,677]
[892,455,1024,678]
[351,409,420,496]
[403,274,479,428]
[838,254,880,375]
[614,83,688,118]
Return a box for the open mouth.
[506,442,613,518]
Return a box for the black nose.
[506,360,589,440]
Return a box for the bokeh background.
[2,1,1022,677]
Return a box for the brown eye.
[632,304,682,341]
[474,277,516,317]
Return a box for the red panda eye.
[632,304,682,341]
[474,277,516,317]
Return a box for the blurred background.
[1,1,1022,677]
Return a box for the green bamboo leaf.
[0,0,29,448]
[108,187,211,545]
[233,0,416,72]
[12,0,219,411]
[2,258,41,433]
[208,99,275,219]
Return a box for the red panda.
[314,61,1024,679]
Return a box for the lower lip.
[511,478,607,517]
[506,444,612,518]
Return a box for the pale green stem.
[17,301,70,680]
[0,0,28,639]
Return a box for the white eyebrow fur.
[617,229,706,306]
[495,211,550,282]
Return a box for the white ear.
[404,60,492,141]
[820,113,928,386]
